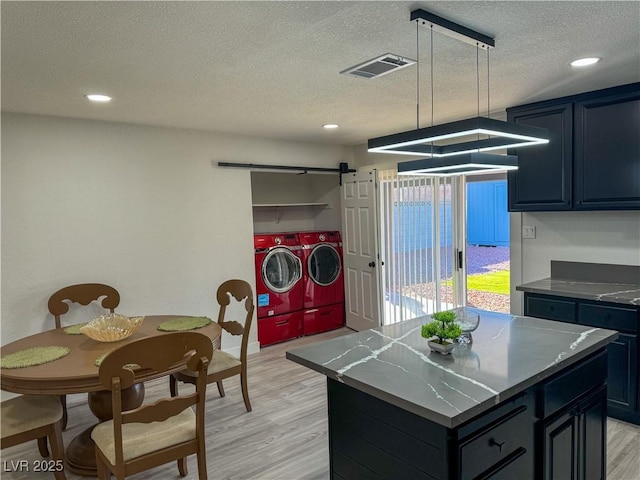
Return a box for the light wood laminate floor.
[2,328,639,479]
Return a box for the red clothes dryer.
[254,233,304,346]
[300,231,345,335]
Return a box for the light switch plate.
[522,225,536,239]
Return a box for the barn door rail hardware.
[217,162,356,185]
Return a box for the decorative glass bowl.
[80,314,144,342]
[453,309,480,345]
[455,312,480,333]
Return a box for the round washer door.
[262,247,302,293]
[308,244,341,286]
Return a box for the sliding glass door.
[379,171,466,325]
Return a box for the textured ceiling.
[2,1,639,145]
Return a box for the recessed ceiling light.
[322,124,339,129]
[85,94,112,103]
[570,57,602,67]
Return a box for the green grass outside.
[445,270,510,295]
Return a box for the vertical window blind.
[378,170,462,325]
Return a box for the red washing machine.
[254,233,304,346]
[300,231,345,335]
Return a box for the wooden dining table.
[1,315,222,477]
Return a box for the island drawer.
[457,390,532,440]
[458,406,531,480]
[578,303,638,333]
[525,295,576,323]
[540,349,607,418]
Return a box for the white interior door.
[340,170,381,331]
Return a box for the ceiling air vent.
[340,53,416,79]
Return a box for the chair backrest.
[98,332,213,469]
[216,279,255,363]
[48,283,120,328]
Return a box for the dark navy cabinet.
[574,88,640,209]
[543,407,578,480]
[507,83,640,212]
[524,292,640,425]
[542,387,607,480]
[607,334,638,415]
[507,102,573,211]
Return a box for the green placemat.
[63,323,87,335]
[0,346,71,369]
[94,353,109,366]
[94,352,139,369]
[157,316,212,332]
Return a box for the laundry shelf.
[252,203,331,223]
[252,203,330,208]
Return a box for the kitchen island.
[286,309,618,479]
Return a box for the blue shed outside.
[466,179,509,247]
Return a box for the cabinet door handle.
[275,320,289,326]
[489,438,506,452]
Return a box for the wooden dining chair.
[47,282,120,429]
[92,332,213,480]
[170,279,255,412]
[48,283,121,329]
[1,395,67,480]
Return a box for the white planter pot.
[427,339,456,355]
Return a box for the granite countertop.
[516,278,640,305]
[286,309,617,428]
[516,261,640,306]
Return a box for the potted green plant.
[421,310,463,355]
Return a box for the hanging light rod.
[410,9,495,50]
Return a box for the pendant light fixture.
[369,9,549,176]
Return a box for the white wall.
[1,113,351,382]
[510,211,640,314]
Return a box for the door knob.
[368,261,376,268]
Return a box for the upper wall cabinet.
[507,102,573,211]
[507,83,640,212]
[574,89,640,209]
